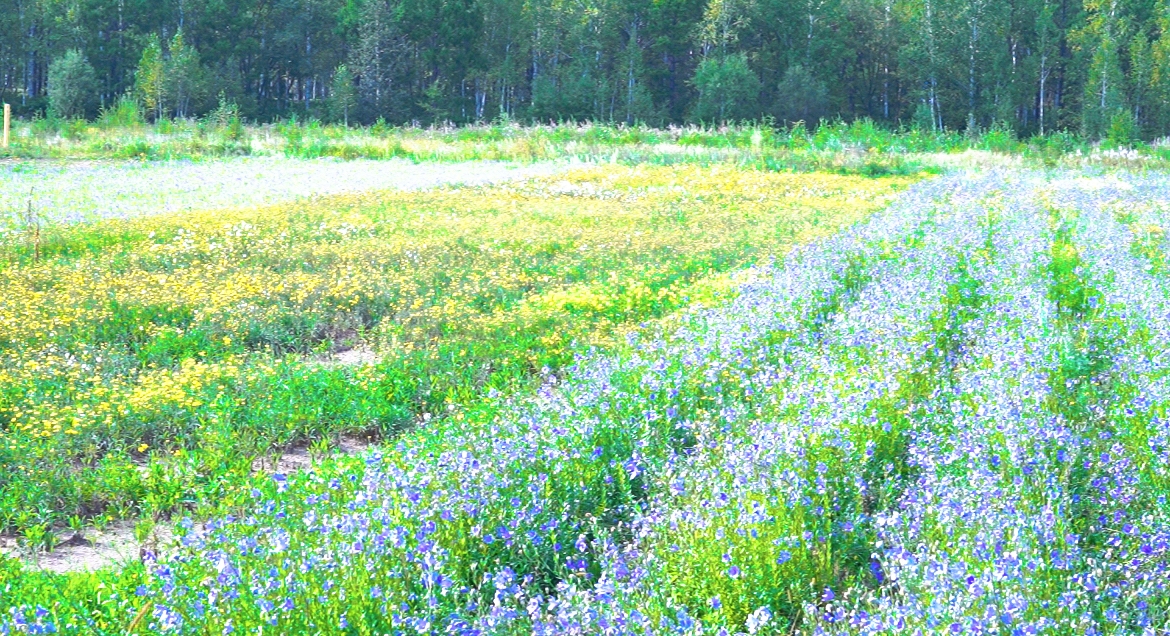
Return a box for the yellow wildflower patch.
[0,164,917,530]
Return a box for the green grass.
[6,115,1170,174]
[5,114,1147,174]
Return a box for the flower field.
[0,162,910,552]
[4,162,1170,634]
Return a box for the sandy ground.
[4,431,374,575]
[1,522,173,575]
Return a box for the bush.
[690,53,761,124]
[204,93,245,141]
[47,50,98,119]
[1105,109,1138,148]
[775,64,828,125]
[98,95,144,128]
[979,120,1020,153]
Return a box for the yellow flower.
[0,165,915,454]
[138,443,149,453]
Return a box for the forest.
[1,0,1168,139]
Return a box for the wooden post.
[2,103,9,149]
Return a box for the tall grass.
[6,110,1161,172]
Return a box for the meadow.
[3,134,1170,634]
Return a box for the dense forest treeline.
[4,0,1170,139]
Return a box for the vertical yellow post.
[2,103,9,148]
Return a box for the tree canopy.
[5,0,1170,139]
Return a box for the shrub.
[98,95,144,128]
[691,53,761,124]
[47,50,98,119]
[775,64,828,125]
[1105,108,1138,148]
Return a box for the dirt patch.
[2,521,175,575]
[1,434,375,574]
[252,433,375,475]
[307,343,380,369]
[322,346,380,367]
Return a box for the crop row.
[7,170,1170,634]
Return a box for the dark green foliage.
[4,0,1170,138]
[691,53,761,123]
[775,64,828,126]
